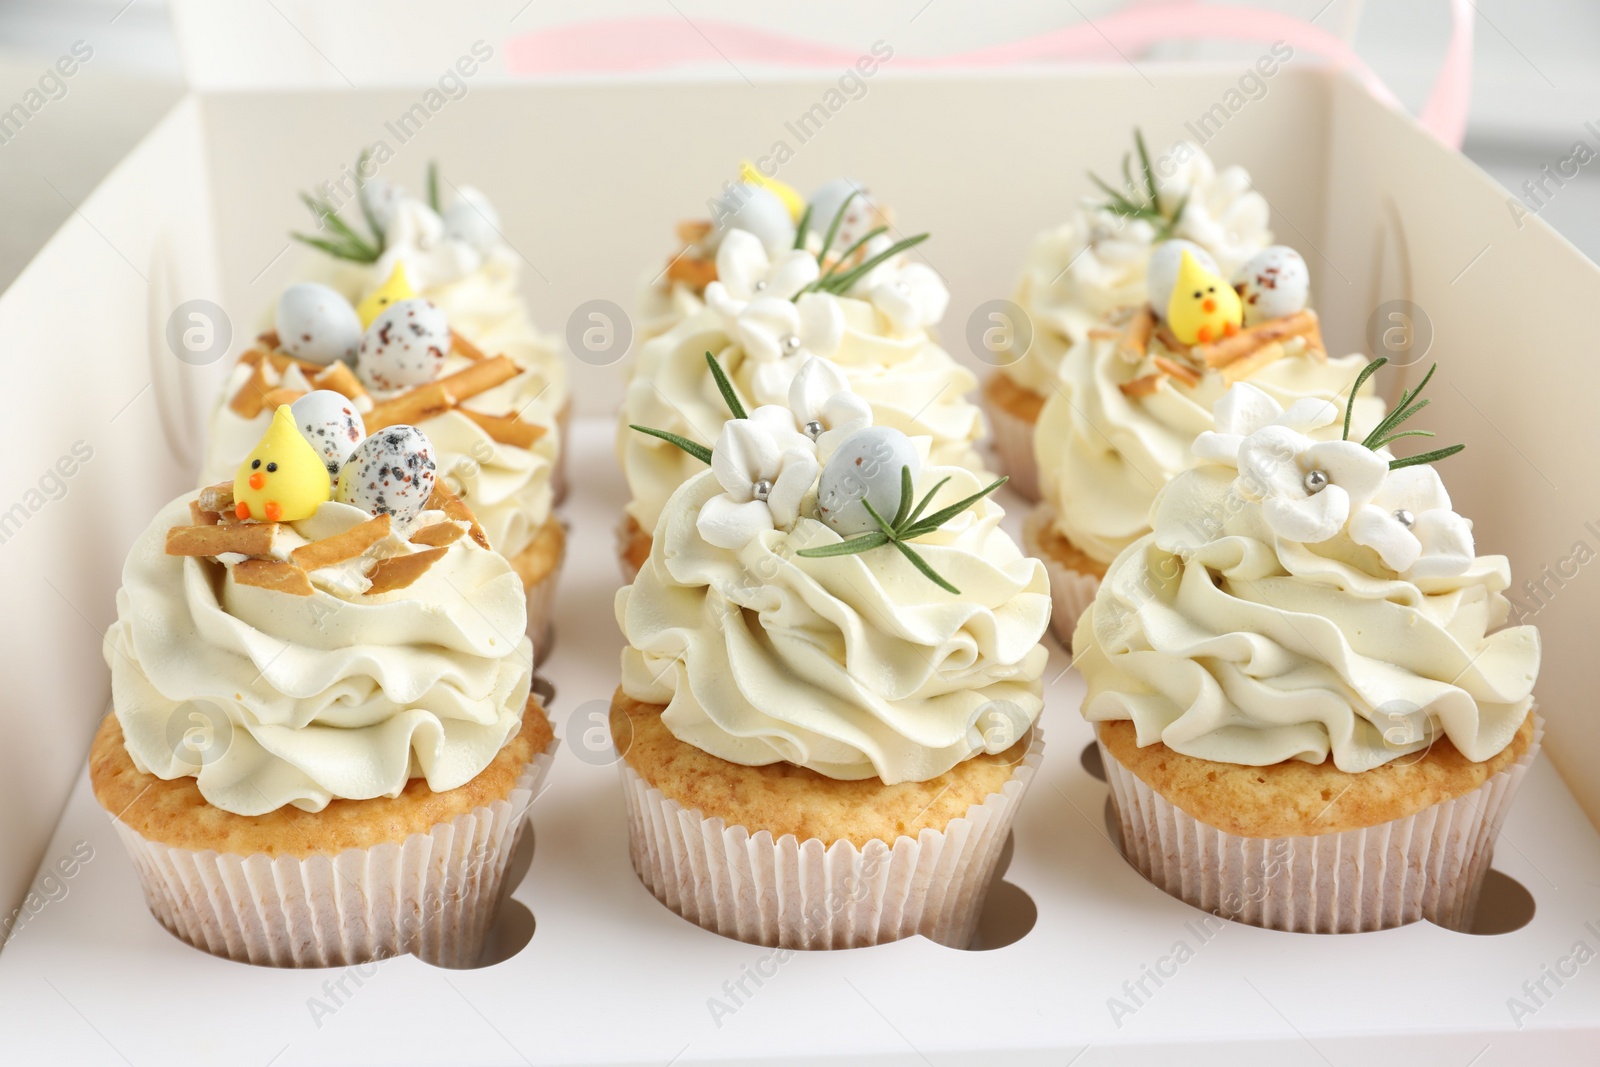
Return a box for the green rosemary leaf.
[1343,357,1388,440]
[1135,128,1159,205]
[905,476,952,528]
[818,233,930,295]
[818,190,859,261]
[1363,397,1431,450]
[792,202,813,251]
[628,425,712,465]
[291,232,378,263]
[862,497,897,538]
[1088,172,1137,212]
[893,539,960,595]
[299,193,378,259]
[427,161,441,213]
[1388,444,1465,470]
[796,531,889,558]
[704,351,747,420]
[822,225,888,276]
[1367,428,1436,450]
[891,465,914,529]
[902,477,1007,539]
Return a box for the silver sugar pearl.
[1393,508,1415,528]
[782,334,802,353]
[753,280,768,292]
[752,479,773,502]
[803,419,825,440]
[1302,468,1329,494]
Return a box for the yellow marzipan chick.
[1165,248,1242,346]
[233,406,331,523]
[356,262,416,328]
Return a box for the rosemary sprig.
[627,350,743,464]
[792,192,927,298]
[705,350,747,420]
[427,161,441,213]
[792,202,813,251]
[1086,128,1186,240]
[291,152,386,264]
[354,148,387,258]
[798,465,1007,595]
[1341,357,1465,470]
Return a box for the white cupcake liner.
[619,726,1045,950]
[1022,506,1102,649]
[1098,712,1543,934]
[986,378,1041,503]
[110,735,557,968]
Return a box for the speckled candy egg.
[359,178,402,235]
[816,426,920,537]
[1234,245,1310,326]
[291,390,367,478]
[335,425,437,529]
[809,178,877,253]
[357,298,450,392]
[710,183,794,257]
[443,185,501,254]
[275,283,362,366]
[1146,240,1220,320]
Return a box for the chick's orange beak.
[1202,298,1217,313]
[249,472,266,490]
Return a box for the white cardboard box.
[1,66,1598,1064]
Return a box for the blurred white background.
[1,0,1597,289]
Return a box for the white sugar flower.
[371,196,479,291]
[848,233,950,334]
[704,230,845,405]
[1349,465,1474,578]
[1194,382,1341,468]
[787,356,871,460]
[1236,426,1387,543]
[697,415,819,550]
[705,229,819,312]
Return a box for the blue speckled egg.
[291,390,366,479]
[357,298,450,393]
[816,427,920,537]
[1234,245,1310,326]
[335,425,437,528]
[275,283,362,365]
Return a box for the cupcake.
[619,192,989,581]
[95,416,554,967]
[636,166,894,343]
[1074,362,1541,933]
[289,157,572,499]
[991,133,1274,500]
[1027,237,1385,646]
[613,356,1049,949]
[201,279,564,659]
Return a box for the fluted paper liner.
[620,726,1044,949]
[1023,507,1101,649]
[987,393,1041,503]
[1098,713,1543,933]
[110,739,556,968]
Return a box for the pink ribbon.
[505,2,1473,148]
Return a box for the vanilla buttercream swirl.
[618,467,1050,783]
[620,302,987,535]
[105,497,533,815]
[1073,462,1540,770]
[1037,339,1383,565]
